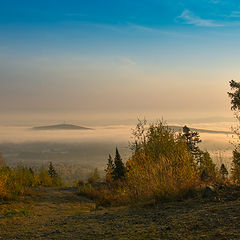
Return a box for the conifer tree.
[220,163,228,179]
[182,126,215,176]
[105,154,114,182]
[182,125,202,162]
[228,80,240,112]
[48,162,57,178]
[228,80,240,181]
[112,148,126,180]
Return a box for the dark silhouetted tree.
[220,163,228,180]
[105,154,114,182]
[228,80,240,181]
[182,125,202,162]
[112,148,126,180]
[182,126,215,177]
[48,162,57,178]
[228,80,240,112]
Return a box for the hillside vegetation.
[0,159,62,200]
[78,120,222,206]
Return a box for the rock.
[202,185,216,198]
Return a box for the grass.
[1,119,239,239]
[1,185,240,239]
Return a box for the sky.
[1,0,240,125]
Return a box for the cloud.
[177,10,224,27]
[127,23,191,37]
[128,23,158,32]
[118,57,136,66]
[229,11,240,18]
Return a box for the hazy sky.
[1,0,239,124]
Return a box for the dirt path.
[1,187,240,239]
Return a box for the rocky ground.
[0,186,240,239]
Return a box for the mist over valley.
[0,121,234,183]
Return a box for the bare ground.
[1,186,240,239]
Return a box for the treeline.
[0,159,62,200]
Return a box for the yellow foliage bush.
[80,120,199,206]
[124,120,198,202]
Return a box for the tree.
[232,149,240,182]
[182,126,215,177]
[228,80,240,112]
[182,125,202,163]
[220,163,228,180]
[48,162,57,178]
[199,151,216,179]
[112,148,126,180]
[105,154,114,182]
[228,80,240,181]
[126,119,198,201]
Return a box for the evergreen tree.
[182,126,215,176]
[182,125,202,163]
[112,148,126,180]
[105,154,114,182]
[228,80,240,182]
[105,154,113,172]
[220,163,228,179]
[228,80,240,112]
[48,162,57,178]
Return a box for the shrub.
[85,120,200,206]
[0,163,63,200]
[87,168,101,184]
[124,120,198,202]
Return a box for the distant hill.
[168,125,232,135]
[32,124,93,131]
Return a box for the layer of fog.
[0,123,235,183]
[0,125,133,144]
